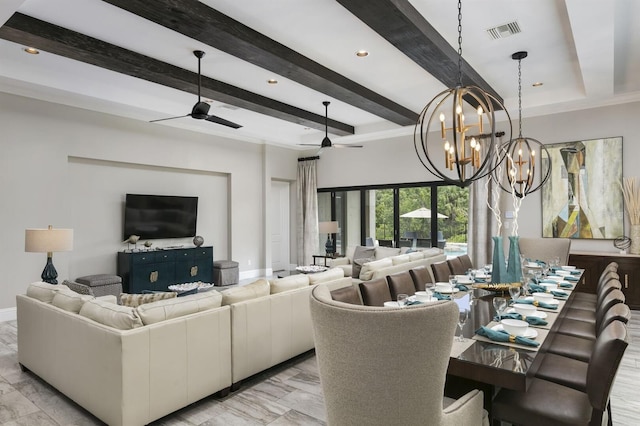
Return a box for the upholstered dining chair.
[518,237,571,265]
[555,291,628,341]
[571,266,619,304]
[561,287,625,325]
[409,266,433,291]
[447,257,466,275]
[358,278,392,306]
[431,261,453,282]
[310,285,488,426]
[386,271,416,300]
[492,320,628,426]
[458,254,474,271]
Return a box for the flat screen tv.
[123,194,198,240]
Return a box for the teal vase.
[491,236,508,284]
[506,236,522,283]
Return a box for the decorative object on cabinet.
[621,177,640,254]
[541,136,623,239]
[193,235,204,247]
[25,225,74,284]
[117,246,213,293]
[614,236,631,254]
[123,234,140,251]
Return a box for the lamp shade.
[25,226,74,253]
[318,221,339,234]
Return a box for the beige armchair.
[310,284,487,426]
[518,237,571,265]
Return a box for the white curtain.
[297,159,319,266]
[468,176,499,267]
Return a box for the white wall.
[318,101,640,254]
[0,92,299,310]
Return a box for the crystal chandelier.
[414,0,511,187]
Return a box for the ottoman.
[75,274,123,298]
[213,260,239,286]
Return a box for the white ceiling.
[1,0,639,149]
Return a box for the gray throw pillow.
[353,256,374,279]
[353,245,375,262]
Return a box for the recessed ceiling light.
[23,47,39,55]
[532,82,543,87]
[355,50,369,57]
[267,79,278,85]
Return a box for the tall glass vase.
[506,236,522,283]
[491,236,508,284]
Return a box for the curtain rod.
[298,156,319,162]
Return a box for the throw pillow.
[79,299,143,330]
[26,282,62,303]
[52,286,93,313]
[352,256,374,279]
[120,291,177,308]
[136,291,223,325]
[330,286,362,305]
[221,278,270,305]
[270,274,310,294]
[353,245,375,262]
[308,267,344,285]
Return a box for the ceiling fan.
[150,50,242,129]
[299,101,363,151]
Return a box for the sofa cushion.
[120,291,177,307]
[79,299,143,330]
[408,251,425,261]
[26,282,62,303]
[308,267,344,285]
[421,247,443,258]
[353,256,374,279]
[51,286,92,313]
[392,254,411,265]
[270,274,310,294]
[359,258,394,281]
[136,291,223,325]
[375,246,401,260]
[221,278,270,305]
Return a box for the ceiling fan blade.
[333,144,364,148]
[298,143,322,146]
[205,114,242,129]
[149,114,190,123]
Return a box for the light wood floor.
[0,311,637,425]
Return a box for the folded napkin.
[475,326,539,347]
[527,283,546,294]
[432,292,451,300]
[514,298,558,310]
[550,290,569,298]
[565,276,579,282]
[455,284,469,291]
[404,299,423,306]
[474,278,488,283]
[570,270,581,275]
[539,279,558,284]
[559,282,574,289]
[496,312,548,326]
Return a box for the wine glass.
[509,285,521,301]
[492,296,507,320]
[397,293,408,308]
[457,309,469,342]
[449,275,458,292]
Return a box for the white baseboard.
[0,307,16,323]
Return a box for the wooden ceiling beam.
[0,13,355,135]
[101,0,418,126]
[336,0,504,108]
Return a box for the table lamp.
[318,221,339,255]
[25,225,74,284]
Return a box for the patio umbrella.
[400,207,448,219]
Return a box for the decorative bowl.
[512,303,537,316]
[532,292,554,303]
[540,282,558,292]
[501,319,529,336]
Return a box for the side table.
[312,254,344,267]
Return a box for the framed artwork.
[541,136,623,239]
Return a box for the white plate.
[526,262,542,268]
[456,276,474,284]
[555,270,571,276]
[506,307,547,319]
[524,296,559,307]
[432,284,460,294]
[474,273,489,279]
[561,265,576,270]
[384,301,402,307]
[492,324,538,339]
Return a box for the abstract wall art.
[541,137,623,239]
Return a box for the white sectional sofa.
[329,246,446,283]
[16,268,351,425]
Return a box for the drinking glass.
[457,309,469,342]
[449,275,458,292]
[397,293,408,308]
[509,285,521,301]
[492,296,507,320]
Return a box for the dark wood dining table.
[442,274,581,415]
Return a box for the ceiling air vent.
[486,21,521,40]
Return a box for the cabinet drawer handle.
[190,266,198,277]
[625,274,629,289]
[150,271,159,283]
